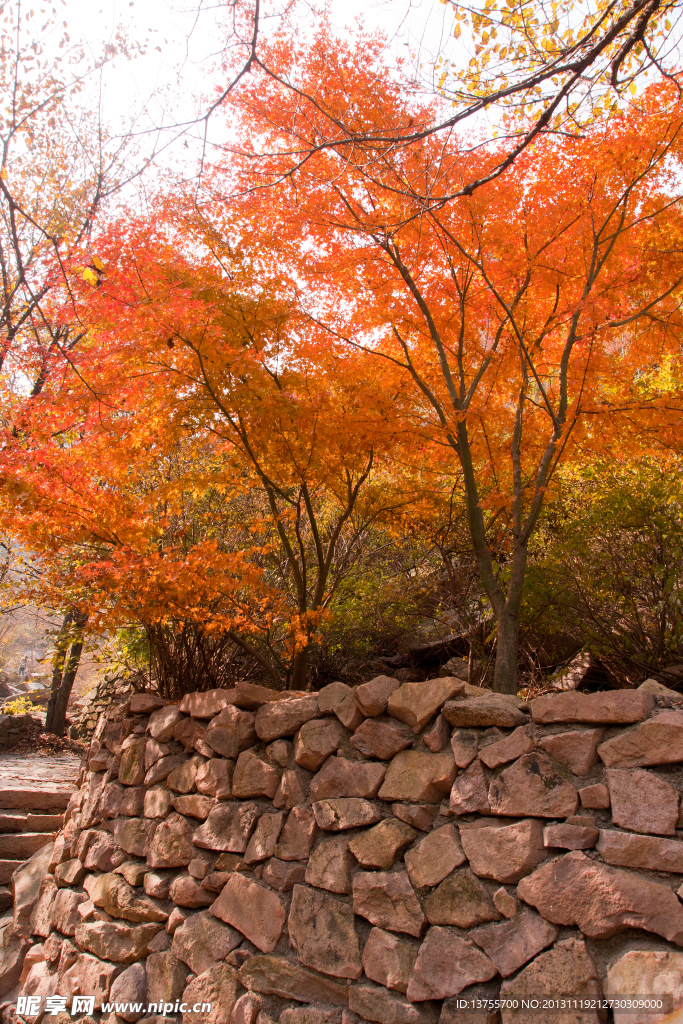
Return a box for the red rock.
[29,876,57,938]
[442,695,528,729]
[388,678,465,732]
[459,818,546,883]
[74,920,162,963]
[352,870,425,936]
[255,695,320,742]
[378,751,455,803]
[424,714,450,753]
[334,689,365,731]
[597,829,683,871]
[119,738,148,786]
[531,689,654,724]
[181,964,240,1024]
[407,926,497,1001]
[305,836,354,893]
[180,690,236,718]
[120,785,146,817]
[172,910,241,974]
[210,873,286,952]
[313,798,381,831]
[478,725,534,769]
[603,949,683,1024]
[537,728,603,776]
[470,910,558,977]
[172,794,215,820]
[51,889,87,935]
[204,706,257,759]
[196,758,233,799]
[493,888,518,919]
[244,812,285,864]
[188,848,217,879]
[355,676,401,717]
[350,718,414,760]
[232,992,262,1024]
[169,874,215,907]
[607,767,679,834]
[84,829,126,870]
[83,871,167,922]
[288,883,362,978]
[193,802,261,853]
[237,954,349,1005]
[317,681,352,712]
[145,737,177,770]
[167,754,204,793]
[543,823,598,849]
[362,927,419,994]
[450,729,479,768]
[99,781,124,818]
[349,982,437,1024]
[261,858,306,891]
[499,937,602,1024]
[109,963,147,1021]
[146,949,189,1004]
[404,824,466,888]
[145,752,188,786]
[270,805,315,861]
[488,752,578,817]
[518,849,683,942]
[579,783,610,809]
[173,718,206,752]
[267,738,292,767]
[144,785,174,818]
[449,759,490,815]
[272,769,309,810]
[58,953,119,1010]
[425,867,500,928]
[149,705,183,743]
[311,756,386,800]
[130,694,166,713]
[147,813,195,868]
[232,750,280,799]
[294,718,346,770]
[348,818,417,869]
[391,803,439,832]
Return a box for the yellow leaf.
[82,268,98,286]
[629,82,636,94]
[0,167,6,181]
[92,255,105,271]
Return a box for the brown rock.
[288,883,362,978]
[450,729,479,768]
[172,910,241,974]
[272,769,309,810]
[352,870,425,936]
[147,813,195,868]
[305,836,354,893]
[144,869,178,898]
[405,824,466,888]
[388,678,465,732]
[479,726,535,769]
[119,737,148,786]
[579,783,610,809]
[449,759,490,815]
[275,805,318,861]
[58,952,119,1010]
[313,798,381,831]
[470,910,558,977]
[29,875,58,938]
[294,718,346,771]
[180,690,236,718]
[349,983,437,1024]
[355,676,401,717]
[149,705,183,743]
[499,937,602,1024]
[267,738,292,767]
[362,927,419,994]
[607,767,679,834]
[83,872,167,922]
[145,753,188,786]
[378,751,455,803]
[238,954,349,1005]
[391,803,439,832]
[130,693,165,712]
[146,950,189,1005]
[488,752,578,817]
[597,829,683,871]
[109,963,148,1021]
[350,718,414,760]
[424,714,450,753]
[205,706,257,759]
[232,681,291,710]
[425,867,500,928]
[459,818,546,883]
[13,841,57,938]
[244,812,285,864]
[173,717,206,752]
[99,781,124,818]
[348,818,417,869]
[531,689,654,724]
[167,754,204,793]
[255,695,320,742]
[169,874,215,907]
[518,849,683,942]
[603,949,683,1024]
[443,695,528,729]
[538,728,603,776]
[318,680,352,712]
[145,737,177,770]
[209,873,286,952]
[51,888,87,935]
[188,848,216,879]
[407,927,497,1001]
[172,794,215,820]
[74,920,162,963]
[181,964,240,1024]
[493,888,518,919]
[196,758,233,799]
[233,992,263,1024]
[84,829,126,870]
[261,858,306,891]
[543,823,598,849]
[144,785,174,819]
[232,750,280,799]
[332,689,364,731]
[193,802,261,853]
[311,756,386,800]
[120,785,145,818]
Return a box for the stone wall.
[0,715,42,753]
[7,676,683,1024]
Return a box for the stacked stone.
[0,715,42,753]
[9,677,683,1024]
[68,678,135,743]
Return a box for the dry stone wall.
[8,677,683,1024]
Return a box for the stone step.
[26,813,63,831]
[0,787,71,811]
[0,832,55,859]
[0,860,23,884]
[0,812,26,834]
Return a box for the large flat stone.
[209,873,286,952]
[255,695,320,742]
[238,954,349,1005]
[348,818,417,870]
[171,910,241,975]
[442,695,528,729]
[488,752,578,817]
[350,718,414,760]
[531,690,654,724]
[288,883,362,979]
[404,824,466,889]
[499,937,602,1024]
[310,756,386,800]
[179,690,236,718]
[147,813,195,868]
[597,829,683,872]
[313,798,381,831]
[180,963,240,1024]
[377,751,455,803]
[355,675,401,717]
[204,706,256,759]
[449,758,490,815]
[607,768,679,834]
[243,811,285,864]
[349,982,437,1024]
[459,818,546,883]
[294,718,346,771]
[362,927,419,994]
[425,867,501,928]
[275,805,318,861]
[231,750,280,799]
[305,836,354,893]
[537,728,603,776]
[74,920,162,963]
[193,802,261,853]
[388,678,465,732]
[83,872,167,922]
[478,726,535,769]
[598,710,683,767]
[470,910,558,977]
[353,870,425,936]
[407,926,497,1001]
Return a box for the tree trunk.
[290,647,308,691]
[51,630,85,737]
[46,610,87,737]
[493,609,520,694]
[45,611,73,733]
